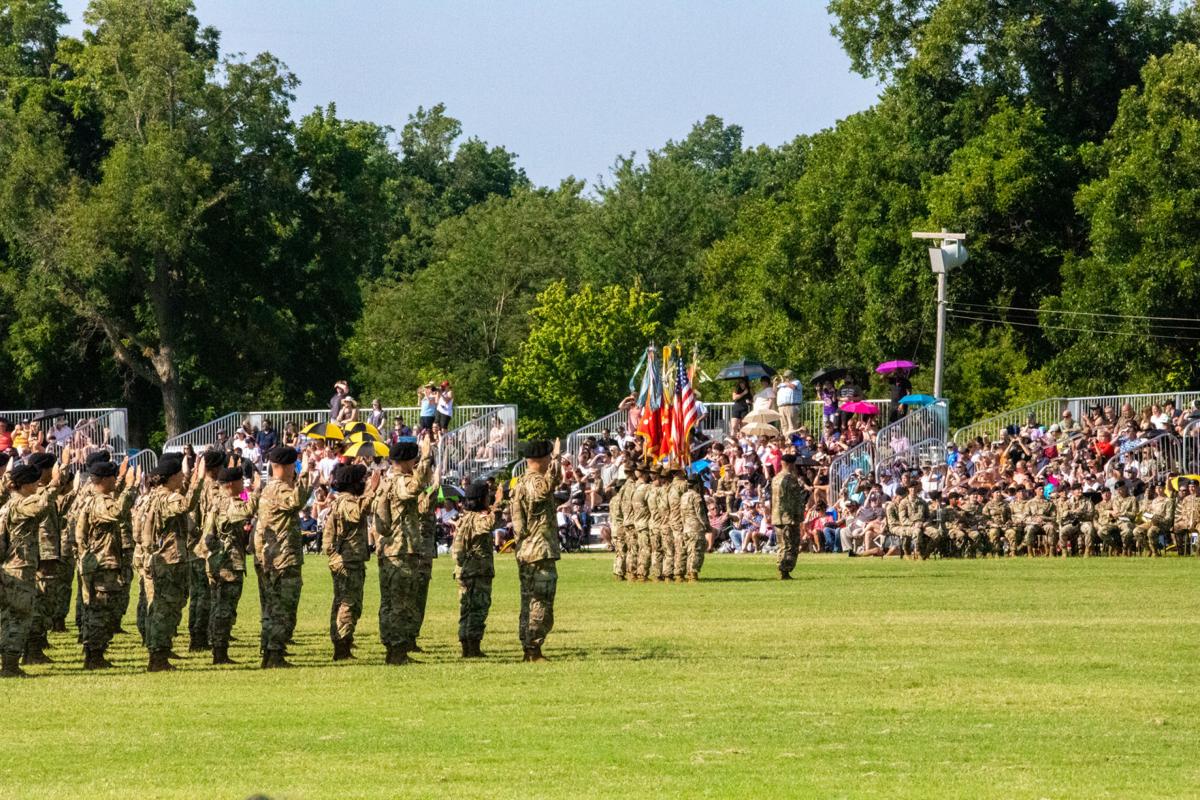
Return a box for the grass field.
[5,552,1199,799]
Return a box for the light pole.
[911,231,968,398]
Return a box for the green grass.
[5,553,1199,799]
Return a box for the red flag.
[674,356,699,465]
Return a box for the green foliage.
[498,281,662,437]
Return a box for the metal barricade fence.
[1064,392,1200,423]
[129,449,159,474]
[1103,434,1187,483]
[564,409,629,465]
[874,401,949,481]
[0,407,129,451]
[828,440,875,503]
[438,405,518,483]
[951,398,1066,445]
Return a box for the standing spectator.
[752,376,775,411]
[0,419,13,452]
[436,381,455,429]
[730,378,751,436]
[257,420,278,452]
[329,380,349,420]
[418,383,437,431]
[775,370,802,433]
[367,399,386,429]
[335,396,359,425]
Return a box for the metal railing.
[1063,392,1200,424]
[1103,433,1187,482]
[828,440,875,503]
[438,405,518,483]
[953,392,1200,445]
[874,401,949,479]
[564,408,629,465]
[0,407,129,451]
[129,449,160,474]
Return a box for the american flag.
[674,355,698,465]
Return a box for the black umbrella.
[715,359,775,381]
[30,407,68,423]
[810,366,850,385]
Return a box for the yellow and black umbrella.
[1169,474,1200,493]
[300,421,344,440]
[347,430,382,443]
[343,421,382,440]
[343,439,389,459]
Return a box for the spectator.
[730,378,751,436]
[418,383,437,431]
[257,420,278,451]
[335,396,358,425]
[775,370,802,433]
[367,399,386,429]
[329,380,349,419]
[435,381,454,429]
[752,376,775,411]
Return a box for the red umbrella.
[875,360,918,375]
[840,401,879,415]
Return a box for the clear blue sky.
[60,1,881,187]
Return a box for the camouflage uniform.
[1056,495,1095,557]
[325,491,373,651]
[1110,493,1140,554]
[667,474,687,581]
[191,479,225,649]
[1089,496,1116,556]
[141,481,204,659]
[452,508,498,645]
[1020,496,1054,557]
[958,497,986,557]
[680,483,710,580]
[982,496,1013,556]
[619,477,637,579]
[373,454,432,660]
[204,488,259,651]
[897,494,928,559]
[919,502,953,559]
[75,483,136,659]
[253,475,312,658]
[415,488,437,647]
[1,488,56,669]
[610,478,630,579]
[770,468,804,576]
[1173,492,1197,556]
[30,476,73,654]
[631,477,652,580]
[131,492,152,644]
[648,478,671,580]
[1133,495,1171,556]
[511,459,562,656]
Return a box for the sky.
[59,1,882,187]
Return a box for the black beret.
[85,450,112,468]
[89,461,119,478]
[160,453,184,468]
[331,463,366,490]
[687,474,704,487]
[927,490,942,501]
[781,453,797,464]
[217,467,244,484]
[202,450,226,471]
[519,439,553,459]
[464,480,489,501]
[267,446,298,465]
[28,453,56,471]
[389,439,419,461]
[0,453,9,468]
[151,459,182,478]
[9,464,40,487]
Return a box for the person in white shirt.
[774,370,802,433]
[752,377,775,411]
[318,448,339,482]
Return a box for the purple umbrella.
[875,360,918,375]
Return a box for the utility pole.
[911,231,968,399]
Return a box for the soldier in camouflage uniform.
[1088,488,1115,556]
[413,465,438,654]
[918,492,952,560]
[75,459,138,669]
[667,467,688,583]
[631,465,653,581]
[141,456,205,672]
[511,439,562,662]
[648,465,670,581]
[24,452,72,665]
[958,489,987,558]
[131,485,152,645]
[609,470,630,580]
[681,474,711,581]
[618,466,638,580]
[771,454,804,579]
[205,467,261,665]
[453,480,501,657]
[373,437,433,665]
[253,446,313,669]
[1019,489,1053,557]
[1133,483,1171,556]
[1172,480,1197,556]
[189,450,227,651]
[897,485,928,559]
[982,488,1013,557]
[325,463,379,661]
[1056,484,1094,558]
[0,463,59,677]
[1110,482,1140,556]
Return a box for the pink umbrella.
[840,401,879,415]
[875,360,918,374]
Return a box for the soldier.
[0,462,60,677]
[919,492,951,560]
[373,436,433,665]
[1019,489,1053,557]
[959,488,987,558]
[630,465,653,582]
[413,455,439,654]
[254,445,313,669]
[511,438,562,662]
[325,463,379,661]
[75,458,138,669]
[1110,481,1140,556]
[619,464,638,581]
[141,456,205,672]
[897,484,928,559]
[453,480,502,657]
[1089,488,1116,556]
[1172,480,1197,556]
[667,467,688,583]
[983,487,1013,557]
[647,465,670,581]
[131,480,152,644]
[771,454,804,579]
[608,469,627,581]
[190,450,227,652]
[1133,483,1170,557]
[205,466,261,665]
[1056,484,1094,558]
[24,451,72,665]
[680,474,710,581]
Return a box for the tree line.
[1,0,1199,444]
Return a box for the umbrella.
[343,439,389,458]
[875,360,918,375]
[741,422,781,437]
[715,359,775,381]
[1169,474,1200,492]
[438,483,466,502]
[343,421,382,439]
[743,408,783,425]
[810,366,850,385]
[899,394,937,407]
[31,407,68,423]
[840,401,879,415]
[687,459,711,475]
[347,430,381,443]
[300,421,344,440]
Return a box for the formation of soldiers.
[0,436,563,677]
[879,478,1197,558]
[609,461,713,583]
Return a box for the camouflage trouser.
[260,565,302,654]
[1021,525,1045,555]
[635,527,651,578]
[329,561,366,643]
[916,526,945,559]
[378,555,422,649]
[53,558,72,626]
[1134,523,1165,554]
[1085,524,1113,555]
[518,559,556,648]
[80,567,122,651]
[1058,523,1091,555]
[144,561,188,653]
[0,568,36,658]
[136,573,148,644]
[116,554,134,627]
[32,559,63,642]
[683,532,706,578]
[988,526,1014,555]
[623,526,637,576]
[188,559,210,643]
[963,528,986,558]
[611,524,627,577]
[777,523,800,574]
[899,526,919,557]
[1116,521,1137,552]
[457,573,493,640]
[650,525,673,579]
[415,555,433,636]
[672,530,687,576]
[207,576,243,648]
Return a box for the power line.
[945,311,1200,343]
[950,300,1200,326]
[948,305,1200,335]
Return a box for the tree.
[498,281,662,438]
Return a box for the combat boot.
[84,648,114,670]
[673,576,683,584]
[332,639,352,662]
[524,645,548,663]
[188,634,209,652]
[147,650,176,672]
[344,635,357,658]
[259,651,269,669]
[779,571,793,580]
[265,650,295,669]
[385,645,410,666]
[460,639,471,658]
[1,653,29,678]
[686,573,698,583]
[211,646,237,665]
[23,641,53,665]
[472,638,487,658]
